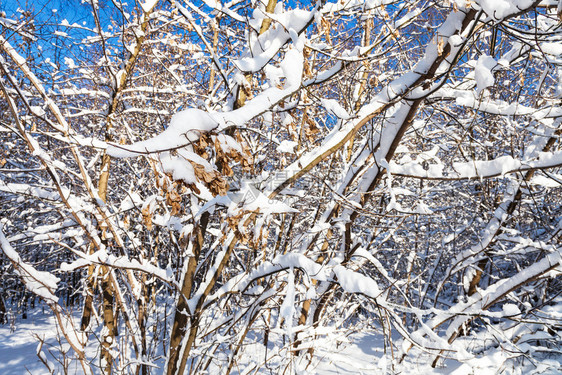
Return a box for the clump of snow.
[234,8,312,73]
[279,269,296,337]
[414,201,433,214]
[216,133,243,154]
[158,152,197,185]
[321,98,351,119]
[107,108,219,157]
[541,42,562,57]
[333,265,381,298]
[0,225,60,304]
[279,47,304,88]
[476,0,513,20]
[231,183,298,215]
[502,303,521,316]
[264,64,284,88]
[140,0,158,13]
[474,55,497,94]
[448,34,463,48]
[277,140,298,153]
[475,0,535,20]
[63,57,76,69]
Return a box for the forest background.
[1,0,562,374]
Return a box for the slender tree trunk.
[167,212,209,375]
[0,291,7,325]
[81,243,96,331]
[101,266,116,373]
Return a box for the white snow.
[475,0,535,20]
[234,8,313,73]
[140,0,158,13]
[0,225,60,304]
[107,108,219,157]
[277,140,298,153]
[333,265,381,298]
[541,42,562,56]
[279,47,304,88]
[279,269,296,336]
[64,57,77,69]
[474,55,497,94]
[390,149,562,181]
[321,98,351,119]
[502,303,521,316]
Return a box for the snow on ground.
[0,310,62,374]
[0,308,560,374]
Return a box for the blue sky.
[2,0,89,22]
